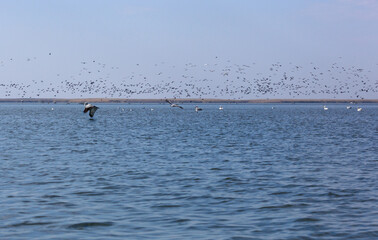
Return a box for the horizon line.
[0,98,377,103]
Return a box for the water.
[0,103,377,239]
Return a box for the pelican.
[346,106,352,109]
[83,102,99,118]
[219,105,223,110]
[357,107,362,112]
[195,106,202,112]
[165,99,183,109]
[323,105,328,111]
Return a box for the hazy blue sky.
[1,0,377,99]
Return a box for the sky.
[0,0,377,99]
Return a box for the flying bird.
[83,102,99,118]
[166,99,184,109]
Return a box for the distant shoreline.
[0,98,377,104]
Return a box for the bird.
[346,106,352,109]
[166,99,183,109]
[357,107,362,112]
[219,105,223,110]
[323,105,328,110]
[83,102,99,118]
[195,106,202,112]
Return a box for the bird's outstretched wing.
[89,106,99,117]
[83,107,90,113]
[178,105,184,109]
[165,99,172,105]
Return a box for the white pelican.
[346,106,352,109]
[357,107,362,112]
[165,99,183,109]
[83,102,99,118]
[219,105,223,110]
[195,106,202,112]
[323,105,328,111]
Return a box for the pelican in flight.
[165,99,183,109]
[83,102,99,118]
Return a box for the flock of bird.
[82,100,209,118]
[0,54,377,100]
[80,101,363,119]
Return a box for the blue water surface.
[0,103,377,239]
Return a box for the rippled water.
[1,103,377,239]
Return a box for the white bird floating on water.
[195,106,202,112]
[346,106,352,109]
[323,105,328,111]
[83,102,99,118]
[357,107,362,112]
[166,99,184,109]
[219,105,223,110]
